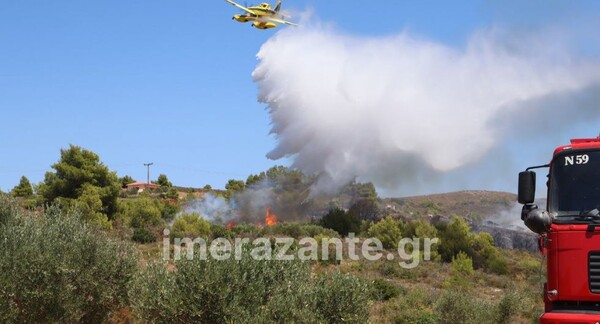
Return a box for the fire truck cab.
[519,136,600,323]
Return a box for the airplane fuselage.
[226,0,293,29]
[245,9,274,16]
[232,14,277,29]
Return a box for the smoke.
[182,181,278,224]
[253,22,600,196]
[486,202,527,230]
[182,193,236,224]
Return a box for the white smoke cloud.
[181,182,276,224]
[253,23,600,196]
[182,193,235,224]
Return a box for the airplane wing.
[225,0,254,15]
[278,11,292,19]
[267,17,298,26]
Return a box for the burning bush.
[265,206,278,226]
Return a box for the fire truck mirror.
[518,171,536,204]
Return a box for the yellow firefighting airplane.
[225,0,298,29]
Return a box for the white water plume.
[253,23,600,196]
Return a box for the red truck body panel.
[546,224,600,302]
[553,137,600,156]
[540,312,600,323]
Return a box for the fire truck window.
[551,152,600,215]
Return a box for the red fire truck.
[519,136,600,323]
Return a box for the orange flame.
[265,206,278,226]
[226,220,237,230]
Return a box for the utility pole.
[143,162,153,184]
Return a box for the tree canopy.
[319,207,361,236]
[39,145,120,219]
[154,174,172,187]
[225,179,245,199]
[11,176,33,197]
[119,175,135,188]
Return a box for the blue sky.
[1,0,599,194]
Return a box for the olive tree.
[0,198,137,323]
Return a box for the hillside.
[2,186,546,323]
[383,190,538,252]
[384,190,516,221]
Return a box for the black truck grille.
[589,252,600,293]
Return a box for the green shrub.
[313,271,372,323]
[261,222,340,239]
[435,289,495,323]
[171,213,211,238]
[367,216,403,249]
[495,289,521,324]
[402,220,440,260]
[419,200,442,214]
[159,202,179,222]
[378,287,439,324]
[231,223,262,237]
[452,251,474,276]
[487,256,509,275]
[0,196,17,225]
[379,261,402,278]
[372,279,401,301]
[314,234,342,265]
[0,203,137,323]
[131,227,158,243]
[303,223,340,238]
[438,217,508,274]
[116,196,163,228]
[437,217,473,262]
[444,251,475,288]
[516,254,542,276]
[377,260,419,280]
[130,246,371,323]
[210,223,232,239]
[127,263,179,322]
[126,187,138,196]
[472,231,508,274]
[395,310,439,324]
[73,183,113,229]
[319,207,361,236]
[261,222,308,238]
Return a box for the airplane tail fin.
[274,0,281,12]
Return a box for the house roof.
[125,181,160,189]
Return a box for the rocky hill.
[385,190,515,220]
[384,190,539,252]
